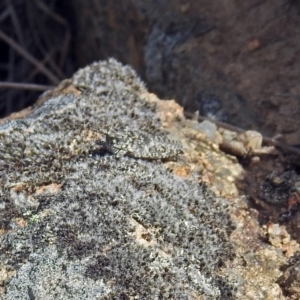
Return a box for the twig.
[184,111,300,155]
[0,8,9,23]
[5,0,25,47]
[6,46,15,115]
[0,82,54,91]
[59,28,71,69]
[25,48,58,82]
[25,1,65,79]
[31,0,71,70]
[32,0,68,25]
[0,29,60,85]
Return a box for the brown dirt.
[70,0,300,144]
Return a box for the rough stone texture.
[278,252,300,298]
[0,59,238,299]
[1,59,300,299]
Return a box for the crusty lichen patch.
[0,59,238,299]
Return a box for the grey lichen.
[0,59,237,299]
[98,128,183,159]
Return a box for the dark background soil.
[68,0,300,144]
[2,0,300,144]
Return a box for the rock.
[0,59,237,299]
[0,59,298,299]
[278,252,300,298]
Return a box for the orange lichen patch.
[0,79,84,128]
[35,79,81,107]
[190,130,208,143]
[157,100,184,125]
[188,291,203,300]
[199,155,215,173]
[143,92,184,126]
[0,265,15,290]
[129,218,157,248]
[10,182,27,193]
[172,165,191,177]
[82,129,101,141]
[14,217,26,228]
[282,240,300,258]
[0,107,33,125]
[266,222,300,258]
[130,218,171,260]
[35,183,62,195]
[62,84,81,96]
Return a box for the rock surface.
[0,60,237,299]
[0,59,300,299]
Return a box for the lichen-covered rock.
[0,59,237,299]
